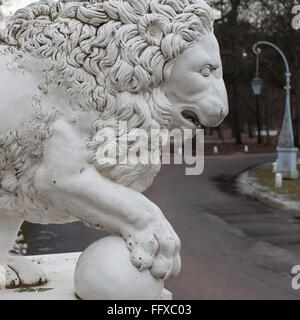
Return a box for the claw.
[123,213,181,280]
[2,257,47,288]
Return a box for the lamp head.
[251,76,264,96]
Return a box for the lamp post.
[251,48,263,144]
[252,41,298,180]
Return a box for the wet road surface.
[23,153,300,299]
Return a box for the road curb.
[236,163,300,214]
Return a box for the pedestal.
[277,147,299,180]
[0,253,172,300]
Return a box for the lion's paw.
[2,256,47,288]
[123,215,181,280]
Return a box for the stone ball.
[74,236,164,300]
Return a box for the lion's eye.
[200,65,212,77]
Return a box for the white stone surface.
[0,0,228,292]
[0,265,6,289]
[1,0,34,16]
[0,252,172,300]
[0,253,80,300]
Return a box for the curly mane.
[0,0,214,209]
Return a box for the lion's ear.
[138,14,167,46]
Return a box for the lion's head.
[1,0,228,191]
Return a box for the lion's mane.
[0,0,213,212]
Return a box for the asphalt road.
[23,153,300,300]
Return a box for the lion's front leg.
[35,164,181,280]
[33,120,181,280]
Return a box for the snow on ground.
[237,163,300,212]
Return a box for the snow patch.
[237,164,300,211]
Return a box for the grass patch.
[255,165,300,201]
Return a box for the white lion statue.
[0,0,228,288]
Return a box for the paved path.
[23,153,300,299]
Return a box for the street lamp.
[250,48,263,144]
[252,41,298,180]
[251,76,264,96]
